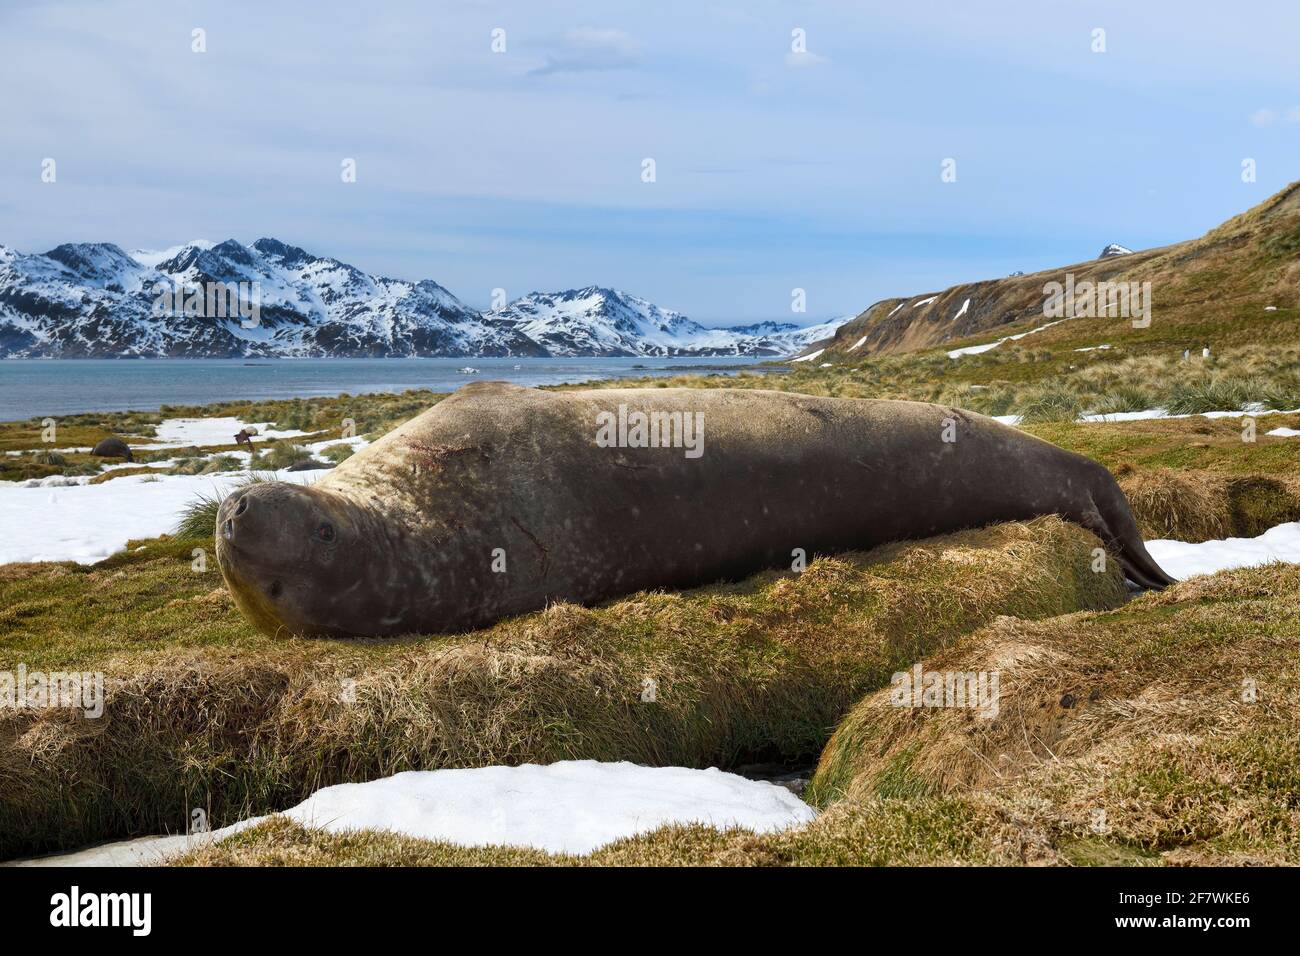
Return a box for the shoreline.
[0,355,783,423]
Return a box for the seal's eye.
[316,522,335,542]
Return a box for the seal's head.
[215,481,397,637]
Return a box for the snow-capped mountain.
[0,240,846,358]
[489,286,844,357]
[0,239,544,358]
[1098,243,1133,258]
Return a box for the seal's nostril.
[223,518,234,540]
[234,495,249,516]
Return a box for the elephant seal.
[214,382,1173,638]
[91,436,133,461]
[286,459,333,472]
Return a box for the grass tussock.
[171,474,275,540]
[0,517,1122,858]
[249,441,310,470]
[319,442,355,463]
[1119,470,1300,542]
[803,564,1300,864]
[1013,384,1084,424]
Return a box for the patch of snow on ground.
[1267,427,1300,437]
[911,295,938,308]
[136,417,312,450]
[792,348,825,363]
[947,320,1063,359]
[992,405,1300,428]
[847,335,869,352]
[0,469,323,564]
[1074,344,1113,352]
[1081,404,1300,424]
[11,761,817,865]
[1147,522,1300,580]
[953,298,970,320]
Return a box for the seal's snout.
[215,479,374,639]
[216,483,301,553]
[218,489,253,544]
[221,491,245,541]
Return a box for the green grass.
[1014,384,1084,423]
[319,442,355,463]
[171,474,275,540]
[249,440,310,470]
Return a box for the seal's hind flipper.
[1077,479,1177,591]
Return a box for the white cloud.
[1288,106,1300,123]
[1251,108,1278,126]
[531,27,643,76]
[785,51,831,68]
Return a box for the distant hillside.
[801,181,1300,360]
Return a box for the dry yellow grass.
[172,564,1300,867]
[1119,470,1300,541]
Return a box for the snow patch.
[1081,404,1300,424]
[137,417,312,450]
[13,761,817,865]
[0,469,323,565]
[1147,522,1300,580]
[947,320,1063,359]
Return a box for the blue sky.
[2,0,1299,323]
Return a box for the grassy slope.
[0,518,1120,858]
[810,180,1300,360]
[175,563,1300,867]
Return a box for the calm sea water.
[0,357,768,421]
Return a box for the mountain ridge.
[0,240,843,359]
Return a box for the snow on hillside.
[0,238,534,358]
[129,240,215,268]
[490,286,848,357]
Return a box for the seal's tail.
[1075,471,1177,591]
